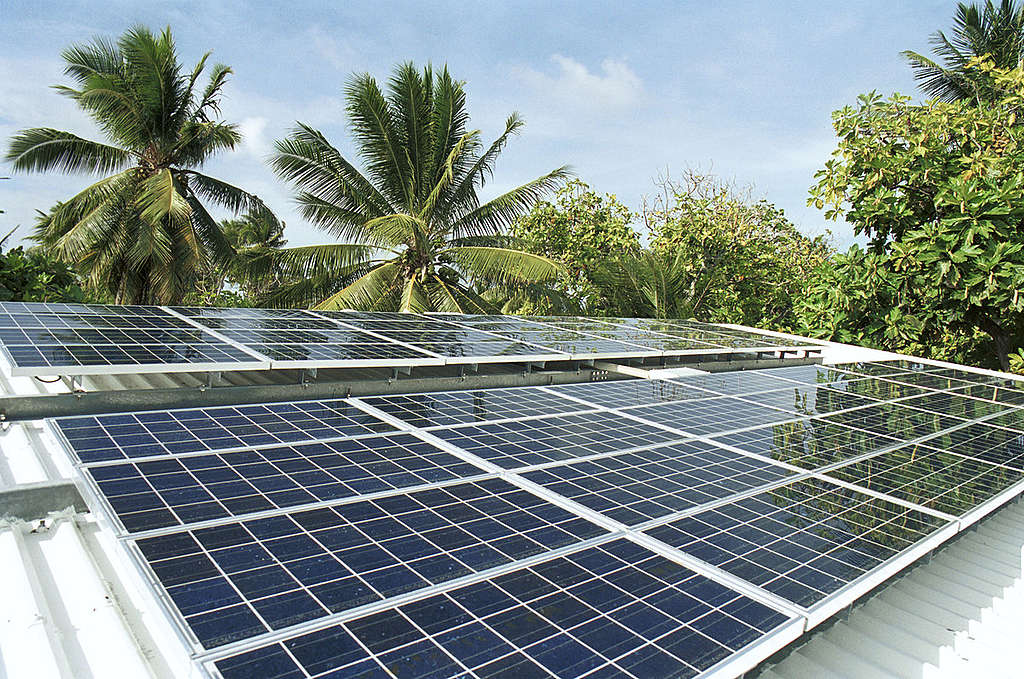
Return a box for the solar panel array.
[49,358,1024,678]
[0,301,822,376]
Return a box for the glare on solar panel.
[643,476,950,608]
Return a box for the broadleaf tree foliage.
[801,62,1024,370]
[4,26,269,304]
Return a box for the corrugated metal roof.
[755,497,1024,679]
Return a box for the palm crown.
[903,0,1024,102]
[5,26,268,304]
[267,62,569,312]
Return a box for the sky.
[0,0,957,249]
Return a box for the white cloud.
[514,55,643,113]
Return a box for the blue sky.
[1,0,955,248]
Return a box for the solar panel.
[0,301,270,375]
[133,478,607,649]
[643,476,950,608]
[211,538,795,679]
[174,306,440,368]
[543,379,718,409]
[0,303,828,376]
[824,443,1024,517]
[431,411,683,469]
[48,359,1024,679]
[622,396,799,438]
[85,433,490,533]
[54,399,395,463]
[356,387,588,428]
[520,440,797,525]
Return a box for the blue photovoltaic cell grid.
[55,399,395,463]
[134,478,606,648]
[214,539,792,679]
[432,411,683,469]
[88,433,489,533]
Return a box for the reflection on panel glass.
[818,401,963,441]
[358,387,588,428]
[898,391,1011,420]
[739,386,876,417]
[825,444,1023,516]
[951,383,1024,407]
[918,423,1024,471]
[522,440,796,525]
[214,539,792,679]
[712,418,901,471]
[645,476,948,607]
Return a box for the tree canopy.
[803,62,1024,370]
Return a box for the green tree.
[642,172,832,329]
[508,179,640,314]
[903,0,1024,102]
[0,230,88,303]
[193,211,288,304]
[266,62,568,312]
[804,63,1024,370]
[4,26,268,304]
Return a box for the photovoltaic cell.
[87,433,488,533]
[134,478,606,649]
[521,441,796,525]
[431,411,683,469]
[825,443,1024,516]
[55,399,395,463]
[644,476,949,607]
[213,539,793,679]
[356,387,588,428]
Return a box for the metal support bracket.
[300,367,317,386]
[201,371,222,391]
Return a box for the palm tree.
[903,0,1024,102]
[4,26,268,304]
[219,211,288,299]
[266,62,569,312]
